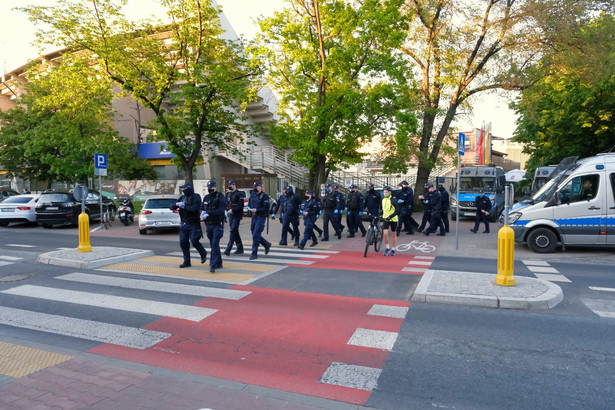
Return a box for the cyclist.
[382,186,399,256]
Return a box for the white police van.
[450,165,506,222]
[507,154,615,253]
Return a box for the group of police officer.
[170,179,452,272]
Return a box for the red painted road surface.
[292,249,432,274]
[90,286,410,404]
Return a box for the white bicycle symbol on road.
[395,240,436,253]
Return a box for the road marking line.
[0,306,170,349]
[319,362,382,391]
[527,266,559,273]
[0,261,14,267]
[413,255,435,260]
[57,273,252,300]
[401,267,427,273]
[407,260,432,266]
[522,260,551,266]
[348,328,398,351]
[266,251,329,259]
[368,304,409,319]
[5,244,36,248]
[1,285,217,322]
[169,252,316,265]
[0,256,22,261]
[533,273,571,283]
[582,299,615,318]
[589,286,615,293]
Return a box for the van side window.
[610,173,615,200]
[560,174,599,203]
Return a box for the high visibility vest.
[382,196,398,222]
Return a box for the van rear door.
[607,172,615,246]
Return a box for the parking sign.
[94,153,107,176]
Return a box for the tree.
[0,56,155,185]
[22,0,260,186]
[392,0,606,193]
[255,0,417,190]
[512,12,615,173]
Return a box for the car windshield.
[144,198,176,209]
[531,158,584,203]
[2,196,35,204]
[39,193,71,203]
[459,177,495,192]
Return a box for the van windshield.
[459,177,496,192]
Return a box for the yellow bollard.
[77,212,92,253]
[495,225,515,286]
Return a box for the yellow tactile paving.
[0,342,72,378]
[139,256,275,272]
[100,262,255,282]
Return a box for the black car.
[35,189,113,227]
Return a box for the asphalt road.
[1,220,614,409]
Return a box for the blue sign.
[94,153,107,176]
[458,133,465,156]
[137,143,176,159]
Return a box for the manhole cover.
[0,274,33,282]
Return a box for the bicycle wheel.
[374,226,384,252]
[364,226,374,257]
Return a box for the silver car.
[138,195,181,235]
[0,194,40,226]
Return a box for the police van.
[531,165,557,193]
[507,154,615,253]
[450,165,506,222]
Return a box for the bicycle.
[364,215,384,257]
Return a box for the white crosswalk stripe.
[521,260,571,283]
[0,271,248,347]
[171,246,338,265]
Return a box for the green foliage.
[512,13,615,173]
[0,56,155,184]
[254,0,417,189]
[22,0,260,185]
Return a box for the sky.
[0,0,518,138]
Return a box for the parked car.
[0,194,40,226]
[35,189,113,227]
[0,189,19,202]
[138,195,181,235]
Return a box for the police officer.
[333,185,346,235]
[470,188,492,233]
[170,182,207,268]
[423,184,445,236]
[201,180,227,272]
[224,180,245,256]
[364,184,382,223]
[297,190,320,249]
[273,185,301,246]
[438,184,450,233]
[248,181,272,259]
[417,182,431,232]
[396,180,416,235]
[322,183,341,241]
[346,185,366,237]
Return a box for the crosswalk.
[0,255,23,267]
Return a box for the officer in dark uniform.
[333,185,346,235]
[417,182,431,232]
[224,180,245,256]
[312,194,324,238]
[438,184,450,233]
[248,181,272,259]
[170,182,207,268]
[396,180,416,235]
[471,189,492,233]
[297,190,320,249]
[364,184,382,223]
[423,184,445,236]
[201,180,226,272]
[273,185,301,246]
[322,183,341,241]
[346,185,366,237]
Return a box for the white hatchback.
[0,194,40,226]
[138,195,181,235]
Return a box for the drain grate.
[0,274,32,282]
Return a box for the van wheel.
[451,212,456,221]
[527,228,557,253]
[139,229,147,235]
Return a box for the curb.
[37,247,154,269]
[412,269,563,310]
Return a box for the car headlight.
[508,212,522,224]
[450,197,457,207]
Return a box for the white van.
[507,154,615,253]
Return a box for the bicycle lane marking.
[88,286,410,405]
[286,249,428,274]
